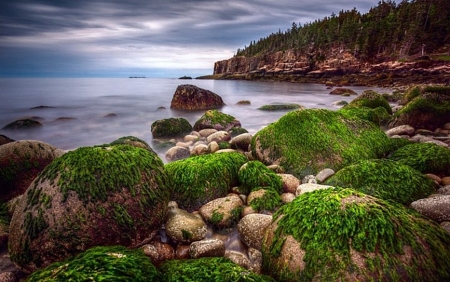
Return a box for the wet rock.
[315,168,335,183]
[165,146,190,162]
[198,128,218,137]
[279,174,300,194]
[280,193,296,203]
[165,208,207,244]
[170,84,225,110]
[329,88,357,95]
[151,117,192,138]
[189,239,225,258]
[142,241,175,265]
[296,183,333,196]
[385,125,415,137]
[411,195,450,223]
[2,119,42,130]
[194,110,240,132]
[199,194,243,228]
[190,143,208,156]
[0,135,14,146]
[206,131,231,143]
[237,214,272,250]
[229,133,252,151]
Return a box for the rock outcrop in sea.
[170,84,225,110]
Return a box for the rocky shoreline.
[1,84,450,281]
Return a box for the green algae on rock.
[338,106,391,126]
[248,187,282,212]
[8,144,169,273]
[109,135,155,153]
[193,110,241,132]
[346,90,393,114]
[26,245,161,281]
[388,142,450,176]
[250,109,391,178]
[151,117,193,138]
[257,104,304,111]
[262,188,450,281]
[324,159,435,205]
[165,152,248,212]
[159,257,275,282]
[238,161,283,195]
[390,86,450,131]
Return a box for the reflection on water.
[0,78,389,157]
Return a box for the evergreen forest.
[235,0,450,63]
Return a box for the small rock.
[385,125,415,137]
[206,131,231,143]
[425,174,441,185]
[281,193,296,203]
[296,183,334,196]
[199,128,218,137]
[165,208,208,244]
[189,239,225,258]
[176,244,191,259]
[208,141,219,153]
[230,133,252,151]
[237,214,272,250]
[199,194,243,228]
[191,144,209,156]
[225,251,252,270]
[279,174,300,194]
[301,175,317,184]
[437,186,450,195]
[165,146,190,162]
[411,195,450,222]
[315,168,335,183]
[442,177,450,186]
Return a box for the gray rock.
[224,251,252,270]
[189,238,225,258]
[230,133,252,151]
[411,195,450,222]
[199,128,218,137]
[385,125,415,137]
[206,131,231,143]
[301,175,317,184]
[237,214,272,250]
[199,194,243,228]
[315,168,335,183]
[165,208,207,244]
[248,247,263,274]
[165,146,190,162]
[296,183,334,197]
[191,144,209,156]
[208,141,219,153]
[438,186,450,195]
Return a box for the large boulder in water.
[2,119,43,130]
[8,144,169,273]
[151,117,192,138]
[165,152,247,212]
[250,109,391,178]
[170,84,225,110]
[0,140,64,202]
[389,86,450,131]
[25,245,161,281]
[262,188,450,281]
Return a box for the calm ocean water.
[0,78,389,159]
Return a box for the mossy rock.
[159,257,275,282]
[109,136,155,153]
[346,90,392,114]
[2,119,43,130]
[262,188,450,281]
[165,152,248,212]
[193,110,241,132]
[250,109,391,178]
[151,117,192,138]
[9,144,169,273]
[248,187,282,212]
[26,245,161,281]
[338,106,390,126]
[324,159,435,205]
[388,142,450,176]
[228,126,249,138]
[257,104,304,111]
[390,86,450,130]
[238,161,283,195]
[0,140,64,202]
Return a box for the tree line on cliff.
[235,0,450,63]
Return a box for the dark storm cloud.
[0,0,377,77]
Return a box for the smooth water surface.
[0,78,389,156]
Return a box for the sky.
[0,0,377,78]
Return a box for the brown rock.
[170,84,225,110]
[329,88,357,95]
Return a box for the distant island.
[129,76,146,78]
[178,76,193,79]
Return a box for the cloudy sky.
[0,0,377,78]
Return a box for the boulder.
[411,195,450,223]
[165,208,207,244]
[388,142,450,176]
[329,88,357,95]
[170,84,225,110]
[0,140,64,202]
[237,214,272,250]
[193,110,240,132]
[325,159,435,205]
[262,188,450,281]
[199,194,243,228]
[189,239,225,258]
[279,174,300,194]
[247,188,281,212]
[238,161,283,195]
[346,90,392,114]
[151,117,192,138]
[2,119,43,130]
[159,257,275,281]
[165,146,190,162]
[25,246,160,281]
[338,106,391,126]
[250,109,392,178]
[165,152,247,212]
[8,145,169,273]
[109,136,155,153]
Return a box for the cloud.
[0,0,377,77]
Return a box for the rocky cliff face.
[213,48,450,85]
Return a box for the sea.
[0,78,389,161]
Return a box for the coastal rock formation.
[262,188,450,281]
[329,88,357,95]
[0,140,64,202]
[0,134,14,146]
[250,109,391,178]
[8,145,168,273]
[170,84,225,110]
[2,119,43,130]
[345,90,392,114]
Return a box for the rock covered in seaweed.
[165,207,207,244]
[324,159,436,205]
[0,140,64,202]
[2,119,43,130]
[164,152,248,212]
[262,188,450,281]
[250,109,391,178]
[345,89,392,114]
[193,110,241,132]
[8,144,169,273]
[25,245,160,281]
[170,84,225,110]
[151,117,193,138]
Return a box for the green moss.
[151,118,192,138]
[257,104,303,111]
[33,145,167,205]
[238,161,283,195]
[338,106,390,125]
[388,142,450,176]
[193,110,238,131]
[324,159,435,205]
[251,109,391,178]
[159,257,276,282]
[165,152,248,211]
[264,188,450,281]
[249,187,282,212]
[347,90,392,114]
[210,210,224,225]
[228,127,249,137]
[218,142,230,150]
[181,229,192,240]
[25,245,161,281]
[109,136,154,152]
[0,200,10,227]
